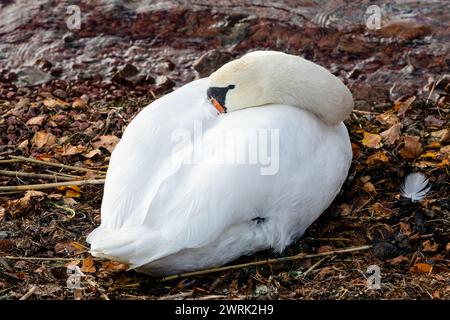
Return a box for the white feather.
[400,172,431,202]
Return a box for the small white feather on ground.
[400,172,431,202]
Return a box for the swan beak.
[210,97,226,113]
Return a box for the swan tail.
[87,226,177,269]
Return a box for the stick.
[0,169,77,181]
[9,156,106,175]
[159,245,372,282]
[3,256,75,261]
[19,286,37,300]
[0,179,105,191]
[302,257,327,278]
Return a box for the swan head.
[207,51,354,125]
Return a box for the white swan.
[87,51,354,275]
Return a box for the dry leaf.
[81,257,96,273]
[370,202,391,216]
[32,131,56,148]
[430,129,449,143]
[376,111,400,126]
[101,261,129,272]
[18,139,29,151]
[92,135,120,153]
[60,144,87,156]
[399,135,422,159]
[26,115,46,126]
[0,207,5,221]
[422,240,439,252]
[396,96,416,118]
[83,149,102,159]
[57,185,81,198]
[380,123,402,145]
[43,97,69,109]
[339,203,353,216]
[366,151,389,166]
[361,132,382,149]
[411,263,433,274]
[363,182,376,193]
[55,242,86,255]
[424,115,444,127]
[399,222,412,236]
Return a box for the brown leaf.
[361,132,382,149]
[396,96,416,118]
[387,255,409,265]
[83,149,102,159]
[363,182,376,194]
[81,257,96,273]
[32,131,56,148]
[422,240,439,252]
[318,245,333,253]
[380,123,402,145]
[60,144,87,156]
[399,222,412,236]
[366,151,389,166]
[43,97,69,109]
[430,129,449,143]
[411,263,433,274]
[26,115,46,126]
[424,115,444,127]
[54,241,86,255]
[92,135,120,153]
[399,135,422,159]
[101,261,129,272]
[376,111,399,126]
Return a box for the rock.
[155,76,175,93]
[16,66,52,87]
[193,49,234,78]
[52,88,67,99]
[111,63,143,86]
[373,242,401,260]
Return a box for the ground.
[0,1,449,300]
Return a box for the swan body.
[87,51,353,275]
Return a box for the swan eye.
[207,85,235,113]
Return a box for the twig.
[9,156,106,175]
[0,179,105,191]
[158,292,192,300]
[0,169,77,182]
[19,286,37,300]
[3,256,81,261]
[302,257,327,278]
[0,159,21,164]
[159,245,372,282]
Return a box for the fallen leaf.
[83,149,102,159]
[396,96,416,118]
[370,202,391,216]
[81,257,96,273]
[424,115,444,127]
[411,263,433,274]
[18,139,29,151]
[101,261,129,272]
[361,132,382,149]
[376,111,400,126]
[363,182,376,193]
[32,131,56,148]
[26,115,46,126]
[57,185,81,198]
[422,240,439,252]
[366,151,389,166]
[43,97,69,109]
[0,207,5,221]
[399,222,412,236]
[430,129,449,143]
[380,123,402,145]
[318,245,333,253]
[92,135,120,153]
[55,242,86,255]
[60,144,87,156]
[387,255,409,265]
[399,135,422,159]
[339,203,353,216]
[420,152,438,159]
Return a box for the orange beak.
[210,97,226,113]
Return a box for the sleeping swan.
[87,51,354,275]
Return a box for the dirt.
[0,1,449,300]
